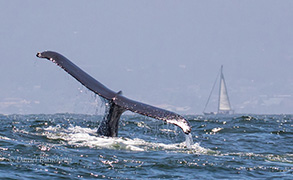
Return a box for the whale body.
[36,51,191,137]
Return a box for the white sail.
[218,74,231,111]
[203,65,233,115]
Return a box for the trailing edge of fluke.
[36,51,191,137]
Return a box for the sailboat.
[203,65,234,115]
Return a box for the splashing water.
[185,133,194,148]
[41,124,207,153]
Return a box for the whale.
[36,51,191,137]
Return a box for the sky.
[1,0,293,115]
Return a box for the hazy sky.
[1,0,293,115]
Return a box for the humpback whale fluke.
[36,51,191,137]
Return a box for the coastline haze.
[1,1,293,115]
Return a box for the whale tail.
[36,51,191,137]
[97,100,125,137]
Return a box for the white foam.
[212,127,223,133]
[0,135,12,141]
[42,125,210,153]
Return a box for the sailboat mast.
[218,65,232,114]
[217,65,223,113]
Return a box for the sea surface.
[0,114,292,179]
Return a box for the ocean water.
[0,113,292,179]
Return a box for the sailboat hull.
[204,111,234,115]
[203,112,217,115]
